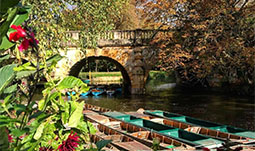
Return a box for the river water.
[82,87,255,131]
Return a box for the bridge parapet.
[98,29,169,47]
[66,29,170,47]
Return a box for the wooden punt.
[102,111,223,149]
[89,134,119,150]
[83,110,194,150]
[90,123,152,151]
[143,110,255,141]
[91,88,105,96]
[84,103,255,144]
[83,107,222,150]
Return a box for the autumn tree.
[141,0,255,94]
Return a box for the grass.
[79,72,122,79]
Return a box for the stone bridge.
[55,29,169,94]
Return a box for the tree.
[141,0,255,94]
[22,0,127,51]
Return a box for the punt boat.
[84,103,255,144]
[89,134,119,150]
[85,111,153,151]
[102,111,223,149]
[84,105,223,149]
[83,109,196,150]
[91,88,105,96]
[80,90,91,96]
[144,110,255,141]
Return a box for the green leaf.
[0,127,9,150]
[57,76,85,90]
[0,115,20,127]
[61,102,70,125]
[8,7,30,31]
[0,36,15,51]
[68,102,84,128]
[0,64,16,95]
[13,62,36,71]
[38,99,45,111]
[2,94,13,113]
[0,54,10,63]
[96,140,112,151]
[11,128,28,137]
[0,7,17,48]
[16,70,36,79]
[3,84,17,94]
[14,104,26,116]
[33,122,45,140]
[0,0,19,14]
[45,54,64,66]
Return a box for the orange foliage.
[142,0,255,91]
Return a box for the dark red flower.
[39,147,53,151]
[8,134,13,143]
[9,25,27,42]
[18,38,30,52]
[9,25,39,52]
[57,131,80,151]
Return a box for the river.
[82,87,255,131]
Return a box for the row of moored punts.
[67,88,122,97]
[83,103,255,150]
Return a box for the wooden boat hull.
[84,111,154,150]
[102,111,223,149]
[83,110,193,150]
[144,110,255,141]
[83,106,221,149]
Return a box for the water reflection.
[82,88,255,131]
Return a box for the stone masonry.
[55,30,167,94]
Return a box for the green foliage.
[0,0,119,150]
[0,64,16,95]
[0,5,30,50]
[0,54,10,63]
[0,127,9,150]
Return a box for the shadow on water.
[83,86,255,131]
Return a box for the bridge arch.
[69,56,132,94]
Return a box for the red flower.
[9,25,27,41]
[57,131,80,151]
[18,38,30,52]
[9,25,39,52]
[8,134,13,143]
[39,147,53,151]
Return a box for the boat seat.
[170,116,187,122]
[184,126,201,134]
[114,141,152,151]
[105,121,121,129]
[86,114,110,124]
[130,131,150,139]
[159,129,179,137]
[102,135,123,143]
[194,138,222,149]
[150,118,164,124]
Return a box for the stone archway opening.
[69,56,131,94]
